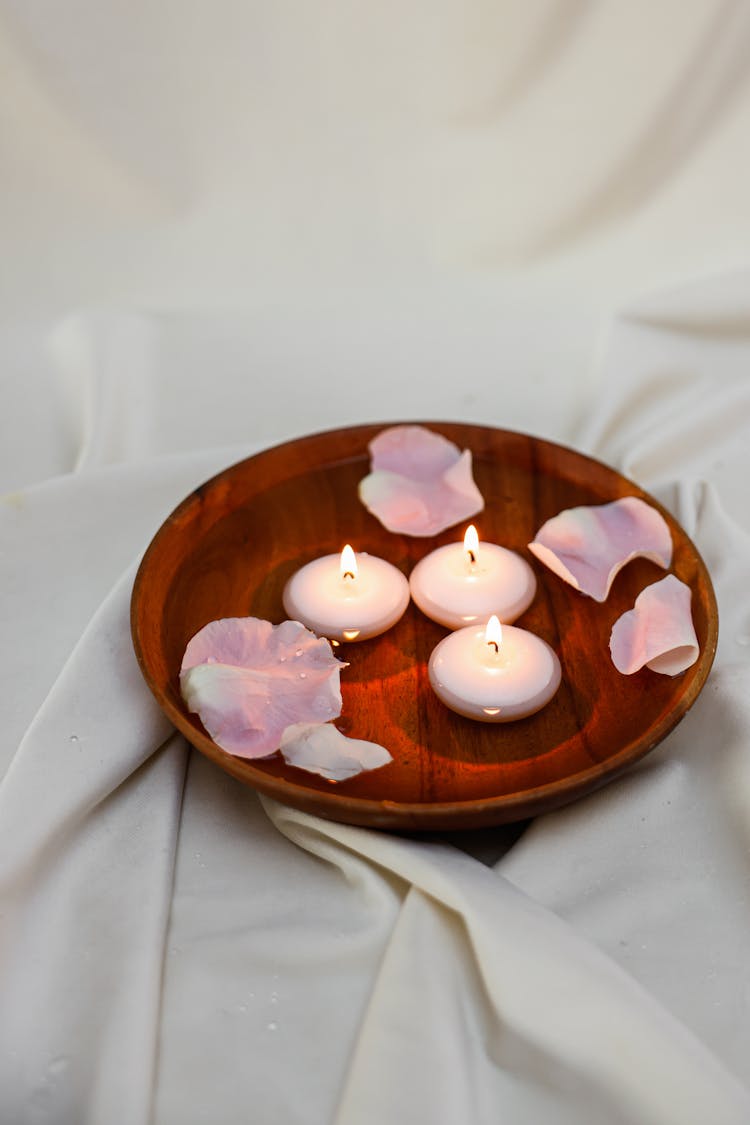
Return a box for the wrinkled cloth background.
[2,2,750,1123]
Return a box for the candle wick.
[467,550,476,565]
[342,570,355,582]
[487,640,499,654]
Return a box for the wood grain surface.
[130,422,718,830]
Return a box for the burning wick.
[464,524,479,566]
[485,614,502,654]
[340,544,357,582]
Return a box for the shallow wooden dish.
[131,422,718,831]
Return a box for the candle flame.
[340,544,357,581]
[464,525,479,564]
[485,615,503,652]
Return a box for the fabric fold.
[0,565,188,1125]
[267,801,750,1125]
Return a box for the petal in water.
[359,425,483,537]
[279,722,392,781]
[610,575,699,676]
[180,618,344,758]
[529,496,672,602]
[368,424,463,480]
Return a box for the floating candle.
[429,615,561,722]
[409,525,537,629]
[283,545,410,642]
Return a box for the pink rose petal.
[368,425,463,480]
[610,575,699,676]
[358,425,484,537]
[528,496,672,602]
[279,722,392,781]
[180,617,344,758]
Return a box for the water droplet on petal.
[267,1021,278,1032]
[295,649,303,657]
[299,672,307,679]
[68,734,79,743]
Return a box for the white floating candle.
[429,615,561,722]
[283,545,410,642]
[409,525,537,629]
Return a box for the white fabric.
[2,3,750,1122]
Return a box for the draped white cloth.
[2,3,750,1122]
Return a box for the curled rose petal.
[528,496,672,602]
[279,722,392,781]
[180,618,344,758]
[358,424,484,537]
[610,575,699,676]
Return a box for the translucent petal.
[359,426,483,537]
[610,575,699,676]
[180,618,343,758]
[529,496,672,601]
[279,722,392,781]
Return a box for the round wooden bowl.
[131,422,718,831]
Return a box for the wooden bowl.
[131,422,718,831]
